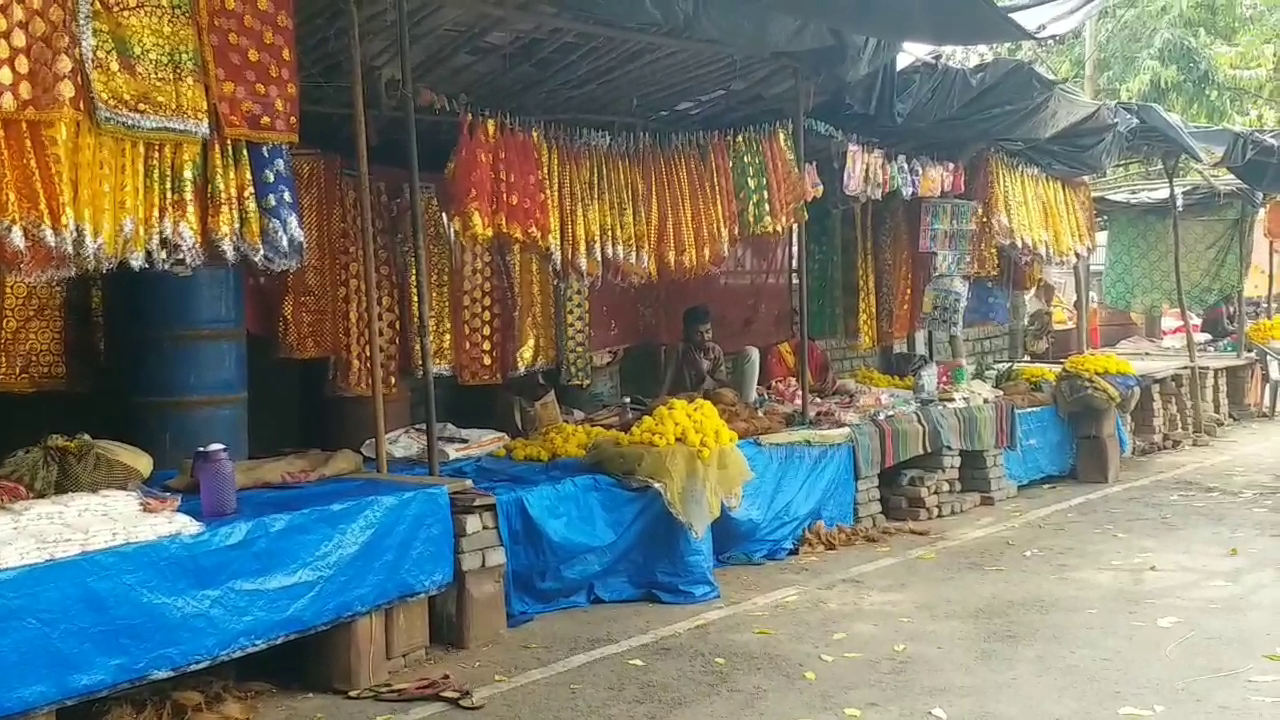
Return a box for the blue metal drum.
[103,266,249,470]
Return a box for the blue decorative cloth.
[964,277,1011,327]
[250,143,306,271]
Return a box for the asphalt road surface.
[262,421,1280,720]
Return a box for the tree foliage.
[947,0,1280,127]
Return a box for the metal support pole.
[1165,157,1204,434]
[1269,244,1275,320]
[397,0,441,475]
[348,0,388,472]
[793,70,810,422]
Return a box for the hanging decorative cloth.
[0,0,85,276]
[198,0,299,144]
[0,275,76,392]
[206,136,263,263]
[81,0,210,141]
[560,272,591,386]
[854,202,878,349]
[249,143,304,270]
[278,151,341,360]
[453,236,505,385]
[330,175,402,396]
[396,185,454,376]
[506,242,557,374]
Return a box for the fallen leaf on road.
[1116,707,1156,716]
[1263,654,1280,662]
[748,611,770,616]
[713,658,726,666]
[521,643,540,649]
[1131,622,1148,626]
[1249,697,1280,703]
[803,671,817,681]
[374,715,393,720]
[893,644,907,653]
[929,708,948,719]
[875,545,892,552]
[1007,540,1016,546]
[627,659,647,667]
[753,628,776,635]
[782,595,799,603]
[493,675,509,682]
[820,654,835,663]
[1087,609,1099,614]
[983,566,1007,571]
[1247,676,1280,683]
[832,632,848,640]
[843,709,862,717]
[898,618,913,623]
[1113,533,1128,538]
[1010,511,1023,516]
[1110,561,1125,565]
[843,653,864,658]
[1156,617,1184,628]
[569,684,582,690]
[1230,547,1239,556]
[918,551,936,560]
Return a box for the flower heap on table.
[851,366,915,390]
[627,398,739,460]
[496,397,740,463]
[1247,318,1280,346]
[1063,353,1135,377]
[1013,365,1059,390]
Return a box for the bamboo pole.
[1075,258,1089,351]
[793,70,810,422]
[1268,246,1275,319]
[1237,204,1248,359]
[396,0,442,475]
[348,0,389,472]
[1164,157,1204,434]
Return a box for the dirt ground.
[258,421,1280,720]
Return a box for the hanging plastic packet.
[843,142,864,197]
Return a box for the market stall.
[0,477,454,718]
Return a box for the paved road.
[263,422,1280,720]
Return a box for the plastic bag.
[586,441,753,537]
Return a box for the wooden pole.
[1164,157,1204,434]
[1237,204,1248,359]
[1075,258,1089,351]
[348,0,389,472]
[793,70,811,422]
[397,0,442,475]
[1269,245,1275,319]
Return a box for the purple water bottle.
[194,443,238,518]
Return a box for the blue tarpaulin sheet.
[712,441,855,564]
[422,457,718,626]
[1004,407,1132,486]
[0,480,454,719]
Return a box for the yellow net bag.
[586,440,752,537]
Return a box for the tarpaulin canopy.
[812,58,1134,178]
[1189,127,1280,195]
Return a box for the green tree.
[949,0,1280,126]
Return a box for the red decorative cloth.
[200,0,300,143]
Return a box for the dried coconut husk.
[798,520,933,554]
[97,679,275,720]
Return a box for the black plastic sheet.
[812,58,1134,178]
[1190,127,1280,195]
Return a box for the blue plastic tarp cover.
[1004,407,1132,486]
[712,441,855,564]
[423,457,718,625]
[0,480,454,718]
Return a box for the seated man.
[763,308,836,394]
[659,304,761,403]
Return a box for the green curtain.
[804,198,844,339]
[1103,201,1253,314]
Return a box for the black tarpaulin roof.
[810,58,1133,178]
[1189,127,1280,195]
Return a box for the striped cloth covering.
[922,401,1017,452]
[849,422,883,478]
